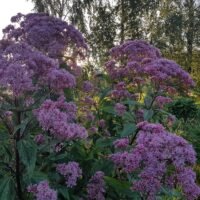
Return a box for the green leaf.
[48,153,69,161]
[120,123,136,137]
[105,176,130,190]
[24,171,48,184]
[159,187,183,199]
[92,160,114,175]
[0,127,9,140]
[101,106,115,114]
[144,109,154,120]
[64,88,74,101]
[58,186,70,200]
[96,138,114,148]
[122,112,135,122]
[0,177,15,200]
[17,139,37,176]
[122,99,136,106]
[2,145,12,161]
[13,117,31,135]
[144,96,153,108]
[100,87,111,100]
[105,176,139,198]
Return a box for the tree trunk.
[185,0,195,73]
[120,0,125,43]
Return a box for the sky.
[0,0,34,37]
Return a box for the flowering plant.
[0,13,199,200]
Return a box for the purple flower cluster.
[34,134,45,145]
[105,40,161,80]
[109,40,161,62]
[105,40,194,94]
[98,119,106,128]
[83,81,94,93]
[113,138,129,149]
[47,68,76,93]
[114,103,126,116]
[27,181,57,200]
[54,143,64,153]
[82,97,96,105]
[0,41,76,96]
[87,171,106,200]
[135,109,144,123]
[3,13,87,59]
[166,114,176,127]
[110,82,131,100]
[177,168,200,200]
[34,96,87,140]
[110,121,200,200]
[154,96,172,109]
[0,12,88,97]
[143,58,195,90]
[56,162,82,188]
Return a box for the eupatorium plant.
[56,162,82,188]
[0,13,199,200]
[0,13,87,200]
[110,122,200,200]
[3,13,87,75]
[105,40,194,97]
[27,181,57,200]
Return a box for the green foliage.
[0,177,16,200]
[105,176,140,199]
[17,139,37,176]
[167,98,198,121]
[1,6,200,198]
[120,123,136,137]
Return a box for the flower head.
[27,181,57,200]
[56,162,82,188]
[110,122,200,199]
[87,171,106,200]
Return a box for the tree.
[88,4,116,66]
[146,0,200,77]
[114,0,159,43]
[28,0,94,33]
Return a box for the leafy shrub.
[167,98,198,121]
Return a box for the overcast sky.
[0,0,34,37]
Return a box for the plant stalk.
[15,99,23,200]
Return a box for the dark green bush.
[167,98,198,121]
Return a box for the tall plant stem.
[15,99,23,200]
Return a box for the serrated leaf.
[0,177,15,200]
[17,139,37,176]
[120,123,136,137]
